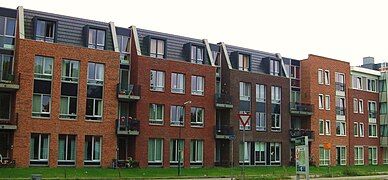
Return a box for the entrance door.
[118,137,128,161]
[0,132,10,159]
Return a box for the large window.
[336,97,345,115]
[171,105,184,126]
[270,143,281,164]
[256,84,266,102]
[319,147,330,166]
[30,133,49,165]
[336,121,346,136]
[335,73,345,91]
[191,75,204,95]
[369,123,378,137]
[190,107,204,127]
[256,112,266,131]
[254,142,266,164]
[171,73,185,93]
[191,46,204,64]
[0,54,13,82]
[270,60,280,76]
[271,86,281,104]
[58,135,76,166]
[239,142,251,164]
[33,56,53,118]
[84,136,101,165]
[0,93,10,120]
[367,79,377,92]
[150,70,165,91]
[271,86,281,131]
[0,17,16,49]
[148,139,163,165]
[238,54,250,71]
[149,104,164,125]
[86,63,104,120]
[117,35,130,64]
[35,19,55,42]
[354,146,364,165]
[368,147,377,165]
[190,140,203,165]
[239,82,251,101]
[336,146,346,165]
[353,76,363,90]
[34,56,53,80]
[170,139,184,165]
[150,38,165,58]
[88,28,105,50]
[60,60,79,119]
[368,101,377,119]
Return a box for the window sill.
[191,93,204,97]
[336,135,346,137]
[368,136,378,138]
[150,89,165,93]
[149,122,164,126]
[171,91,185,95]
[170,124,184,127]
[256,129,266,132]
[31,116,51,120]
[191,125,204,128]
[59,118,77,121]
[85,119,103,123]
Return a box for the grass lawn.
[0,165,387,179]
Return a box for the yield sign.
[238,113,252,127]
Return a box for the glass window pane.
[95,64,104,81]
[32,94,41,113]
[95,100,102,116]
[150,39,157,54]
[0,17,4,35]
[42,95,51,113]
[0,93,11,119]
[36,20,46,37]
[71,61,79,78]
[60,97,68,114]
[97,30,105,45]
[5,18,16,36]
[44,58,53,75]
[157,40,164,55]
[35,56,44,74]
[88,29,96,45]
[88,63,95,80]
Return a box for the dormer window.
[238,54,250,71]
[35,19,55,43]
[117,35,130,64]
[191,46,204,64]
[150,38,165,58]
[88,28,105,50]
[0,16,16,49]
[270,59,280,76]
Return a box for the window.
[381,103,387,114]
[359,99,364,113]
[190,140,203,165]
[318,94,324,109]
[319,147,330,166]
[150,70,165,91]
[0,17,16,49]
[191,75,204,95]
[353,76,363,90]
[150,38,165,58]
[34,56,53,80]
[270,60,280,76]
[191,46,204,64]
[86,62,104,121]
[0,54,14,82]
[62,60,79,82]
[319,119,324,135]
[354,122,359,137]
[271,86,281,104]
[368,101,377,119]
[88,28,105,50]
[0,93,11,120]
[84,136,101,165]
[270,143,281,164]
[353,99,358,113]
[324,70,330,85]
[384,148,388,164]
[32,94,51,118]
[191,107,204,127]
[148,139,163,165]
[170,139,184,165]
[30,134,49,165]
[60,60,79,119]
[325,95,330,110]
[35,19,55,42]
[336,146,346,165]
[171,105,184,126]
[0,133,10,159]
[239,111,251,130]
[149,104,164,125]
[256,112,266,131]
[87,62,104,84]
[117,35,130,64]
[256,84,266,102]
[254,142,266,164]
[368,147,377,165]
[171,73,185,93]
[318,69,324,84]
[369,123,377,137]
[336,73,345,91]
[290,65,300,79]
[238,54,250,71]
[239,142,251,164]
[239,82,251,101]
[325,120,331,135]
[60,96,77,119]
[85,98,102,120]
[367,79,377,92]
[380,80,386,92]
[354,147,364,165]
[359,123,365,137]
[58,135,76,166]
[33,55,53,115]
[336,121,346,136]
[336,97,346,115]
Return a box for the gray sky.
[3,0,388,65]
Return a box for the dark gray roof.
[116,27,131,37]
[0,7,16,18]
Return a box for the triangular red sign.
[238,113,252,127]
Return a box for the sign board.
[296,136,309,180]
[238,114,251,127]
[323,142,331,150]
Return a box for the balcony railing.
[336,82,345,92]
[336,107,346,116]
[289,129,314,140]
[0,71,19,91]
[214,125,235,139]
[116,117,140,135]
[369,111,377,119]
[117,84,141,101]
[215,93,233,109]
[290,103,313,115]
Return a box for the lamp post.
[178,100,191,176]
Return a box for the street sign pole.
[242,127,245,180]
[295,136,309,180]
[238,113,251,180]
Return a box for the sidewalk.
[291,174,388,180]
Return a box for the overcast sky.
[3,0,388,65]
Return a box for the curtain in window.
[58,137,65,160]
[150,39,157,54]
[156,105,163,120]
[41,135,48,160]
[95,100,102,116]
[95,64,104,81]
[96,30,105,45]
[69,137,75,160]
[88,29,96,45]
[94,137,100,160]
[148,140,155,161]
[197,141,203,161]
[62,61,70,77]
[156,72,164,87]
[36,20,45,37]
[71,62,79,78]
[32,95,41,113]
[155,139,162,161]
[30,136,35,159]
[44,58,53,75]
[60,97,68,114]
[157,41,164,55]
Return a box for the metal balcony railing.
[214,125,234,136]
[289,129,314,139]
[290,103,313,115]
[336,82,345,92]
[117,84,141,98]
[336,107,346,116]
[0,71,15,83]
[116,117,140,135]
[215,93,232,105]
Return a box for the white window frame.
[238,53,250,71]
[324,70,330,85]
[190,140,203,164]
[368,146,378,165]
[170,105,184,126]
[32,94,51,117]
[85,98,103,119]
[354,146,364,165]
[318,94,324,109]
[336,121,346,136]
[191,75,204,96]
[354,122,359,137]
[239,82,251,101]
[30,134,50,163]
[256,112,266,131]
[319,119,324,135]
[325,95,330,110]
[353,98,358,113]
[58,134,76,164]
[150,70,165,91]
[256,84,266,102]
[359,123,365,137]
[190,107,204,127]
[319,147,330,166]
[270,142,281,164]
[325,120,331,135]
[318,69,324,84]
[271,86,281,104]
[368,123,378,138]
[171,72,185,94]
[359,99,364,113]
[149,104,164,125]
[336,146,347,165]
[83,136,101,164]
[148,138,163,163]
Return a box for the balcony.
[336,107,346,120]
[117,84,141,101]
[0,72,19,91]
[214,125,235,140]
[215,93,233,109]
[290,129,314,141]
[290,103,313,116]
[336,82,346,96]
[116,117,139,136]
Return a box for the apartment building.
[300,54,350,166]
